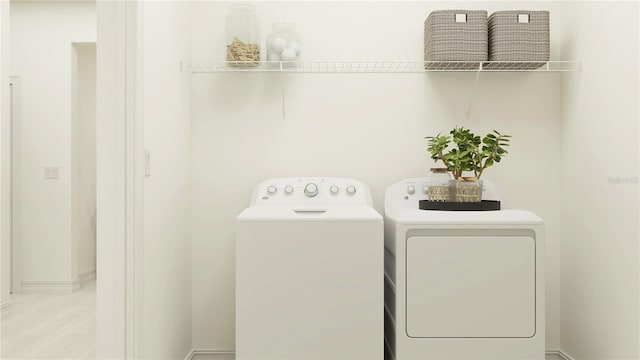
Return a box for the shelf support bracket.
[281,76,286,121]
[465,65,482,120]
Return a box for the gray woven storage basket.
[424,10,488,69]
[488,10,549,62]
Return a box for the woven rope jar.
[427,168,452,202]
[455,177,482,202]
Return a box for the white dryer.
[236,177,383,360]
[384,178,545,360]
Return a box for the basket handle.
[455,13,467,23]
[518,13,530,23]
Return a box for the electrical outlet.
[44,166,60,179]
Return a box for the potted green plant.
[426,127,511,201]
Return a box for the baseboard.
[78,268,96,285]
[184,349,194,360]
[0,300,12,310]
[186,348,570,360]
[185,349,235,360]
[546,349,575,360]
[21,278,80,294]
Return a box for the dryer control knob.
[346,185,356,196]
[304,183,319,197]
[330,185,339,195]
[406,185,415,194]
[284,185,294,195]
[267,185,277,195]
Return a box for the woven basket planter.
[424,10,488,69]
[488,10,550,62]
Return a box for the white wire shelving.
[181,60,581,73]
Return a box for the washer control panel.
[252,177,372,206]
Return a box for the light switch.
[145,149,151,177]
[44,166,59,179]
[518,14,530,23]
[455,13,467,23]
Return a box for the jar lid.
[272,22,297,31]
[430,167,449,173]
[230,3,256,11]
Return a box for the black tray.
[419,200,501,211]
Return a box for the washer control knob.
[423,185,429,194]
[330,185,339,195]
[304,183,319,197]
[406,185,415,194]
[346,185,356,196]
[267,185,277,195]
[284,185,294,195]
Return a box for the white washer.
[236,177,383,360]
[384,178,545,360]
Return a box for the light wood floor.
[1,280,95,359]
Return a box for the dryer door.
[405,235,535,338]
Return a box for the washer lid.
[237,206,382,222]
[388,209,543,225]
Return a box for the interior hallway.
[1,280,95,359]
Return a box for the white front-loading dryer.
[236,177,383,360]
[384,178,545,359]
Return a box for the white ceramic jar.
[266,23,301,66]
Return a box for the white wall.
[190,1,565,352]
[557,2,639,359]
[72,43,97,280]
[10,1,96,288]
[139,2,192,359]
[1,0,12,306]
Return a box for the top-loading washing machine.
[236,177,383,360]
[384,178,545,360]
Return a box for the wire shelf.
[181,61,581,73]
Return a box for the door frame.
[96,0,141,358]
[9,76,20,294]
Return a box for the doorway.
[2,1,136,358]
[10,56,97,293]
[1,1,98,358]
